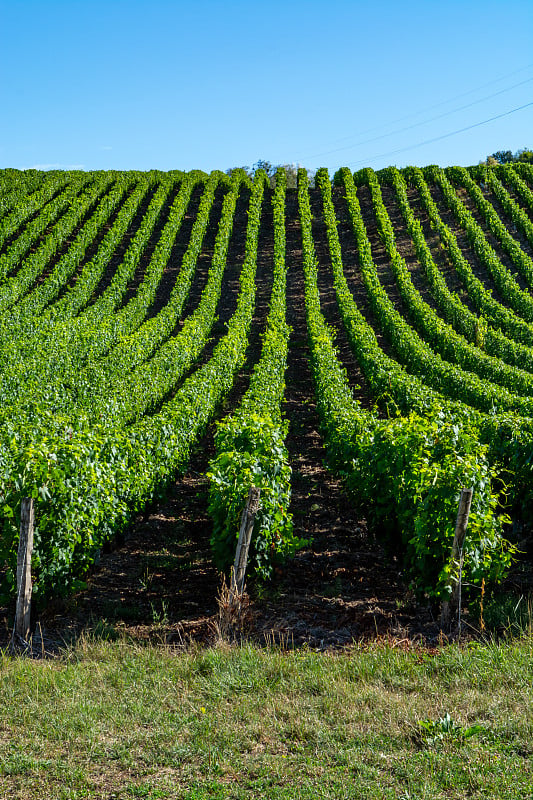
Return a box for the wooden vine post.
[231,487,261,600]
[13,498,35,645]
[441,488,473,633]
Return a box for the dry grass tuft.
[212,571,254,644]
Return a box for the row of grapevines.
[498,163,533,193]
[74,170,247,426]
[331,168,533,524]
[1,172,140,334]
[447,165,533,281]
[362,168,533,399]
[0,173,175,410]
[341,168,533,416]
[0,172,153,352]
[208,166,299,580]
[404,166,533,347]
[326,168,440,417]
[39,174,159,325]
[305,168,511,600]
[427,165,533,322]
[0,172,211,491]
[381,166,533,373]
[318,167,533,481]
[76,176,177,320]
[0,170,72,253]
[0,170,268,599]
[90,170,221,385]
[30,170,233,424]
[0,176,120,316]
[0,172,92,283]
[393,164,533,516]
[483,168,533,248]
[0,171,48,218]
[499,164,533,214]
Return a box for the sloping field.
[0,163,532,628]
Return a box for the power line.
[301,76,533,161]
[320,62,533,148]
[344,100,533,169]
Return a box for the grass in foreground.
[0,635,531,799]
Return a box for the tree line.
[482,147,533,165]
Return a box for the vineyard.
[1,162,533,635]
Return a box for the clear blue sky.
[1,0,532,174]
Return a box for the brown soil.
[427,181,511,308]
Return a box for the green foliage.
[404,164,533,347]
[207,167,297,580]
[417,712,485,747]
[484,147,533,165]
[310,167,516,601]
[208,415,302,579]
[0,169,264,598]
[488,150,515,165]
[347,409,514,599]
[517,148,533,163]
[0,160,531,604]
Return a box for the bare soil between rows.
[1,464,440,656]
[6,458,531,658]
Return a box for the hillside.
[0,163,533,648]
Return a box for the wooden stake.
[14,498,34,644]
[441,488,473,631]
[231,487,261,598]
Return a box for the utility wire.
[344,100,533,169]
[302,77,533,161]
[319,62,533,148]
[298,64,533,163]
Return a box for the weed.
[469,591,533,636]
[150,599,169,625]
[416,712,485,747]
[90,619,119,641]
[139,566,153,592]
[212,572,254,644]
